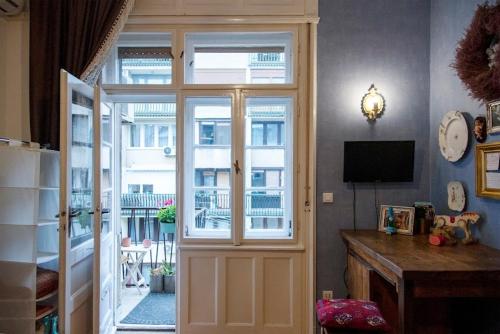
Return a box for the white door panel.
[179,250,303,334]
[59,70,98,334]
[93,88,116,334]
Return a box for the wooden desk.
[341,230,500,334]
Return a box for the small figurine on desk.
[429,212,480,246]
[385,207,397,235]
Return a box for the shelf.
[36,290,57,303]
[36,305,57,320]
[36,252,58,264]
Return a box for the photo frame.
[476,142,500,199]
[378,205,415,235]
[486,100,500,134]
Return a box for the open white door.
[59,70,100,334]
[93,88,117,334]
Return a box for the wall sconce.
[361,84,385,120]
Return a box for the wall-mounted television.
[343,141,415,182]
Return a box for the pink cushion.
[316,299,390,332]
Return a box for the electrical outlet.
[322,290,333,300]
[322,192,334,203]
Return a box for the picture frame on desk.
[476,142,500,199]
[378,205,415,235]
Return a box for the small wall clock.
[439,111,468,162]
[447,181,466,212]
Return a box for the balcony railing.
[248,53,286,68]
[121,193,283,217]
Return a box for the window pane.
[185,97,232,238]
[244,97,293,239]
[185,32,293,84]
[130,124,140,147]
[102,33,172,85]
[128,184,140,193]
[159,126,169,147]
[144,125,155,147]
[143,184,154,194]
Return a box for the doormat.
[121,293,175,325]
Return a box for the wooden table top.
[341,230,500,280]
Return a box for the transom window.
[184,32,293,85]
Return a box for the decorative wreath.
[454,3,500,102]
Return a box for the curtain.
[29,0,134,150]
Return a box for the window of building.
[198,121,230,145]
[128,184,140,194]
[143,184,154,194]
[144,125,155,147]
[130,124,140,147]
[102,33,173,85]
[184,32,293,84]
[159,126,169,146]
[251,121,284,146]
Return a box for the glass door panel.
[184,96,232,239]
[243,97,293,239]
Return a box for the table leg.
[398,279,413,334]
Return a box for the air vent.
[0,0,24,16]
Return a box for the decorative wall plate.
[439,111,468,162]
[447,181,466,212]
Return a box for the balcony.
[248,52,286,68]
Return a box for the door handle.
[233,160,241,174]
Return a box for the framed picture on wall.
[476,142,500,199]
[378,205,415,235]
[486,100,500,134]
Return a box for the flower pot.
[160,222,176,235]
[163,274,175,294]
[150,274,163,293]
[121,237,131,247]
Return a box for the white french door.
[59,70,99,334]
[60,71,117,334]
[93,88,117,334]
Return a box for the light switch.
[322,192,334,203]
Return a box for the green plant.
[150,267,163,277]
[161,260,175,276]
[157,199,176,224]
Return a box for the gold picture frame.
[487,100,500,134]
[476,142,500,199]
[378,205,415,235]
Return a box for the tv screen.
[343,141,415,182]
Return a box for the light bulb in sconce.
[361,84,385,120]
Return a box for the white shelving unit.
[0,142,60,334]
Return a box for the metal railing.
[249,53,286,68]
[121,193,284,217]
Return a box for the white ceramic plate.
[447,181,466,212]
[439,111,468,162]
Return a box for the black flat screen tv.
[343,141,415,182]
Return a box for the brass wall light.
[361,84,385,120]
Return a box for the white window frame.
[184,31,294,85]
[242,95,294,240]
[182,93,235,240]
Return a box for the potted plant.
[161,260,175,294]
[157,199,176,234]
[149,267,163,293]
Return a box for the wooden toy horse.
[433,212,480,244]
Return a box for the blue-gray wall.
[317,0,431,298]
[430,0,500,249]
